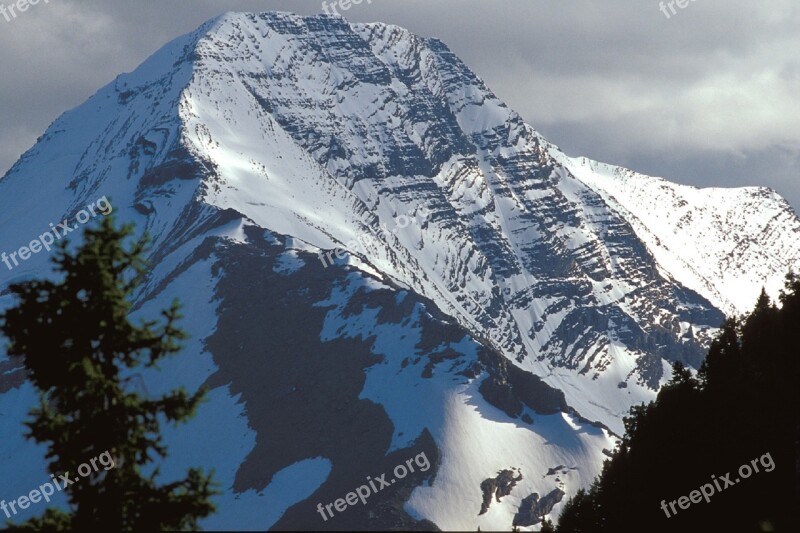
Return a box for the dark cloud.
[1,0,797,210]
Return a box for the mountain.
[0,11,798,531]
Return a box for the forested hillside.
[557,274,800,532]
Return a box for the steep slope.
[178,13,734,429]
[0,11,798,531]
[554,154,800,316]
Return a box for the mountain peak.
[4,12,799,426]
[2,12,800,530]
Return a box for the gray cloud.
[1,0,797,211]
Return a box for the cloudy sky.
[1,0,798,211]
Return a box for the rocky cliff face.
[0,11,797,531]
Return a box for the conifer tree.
[555,275,799,532]
[0,216,217,531]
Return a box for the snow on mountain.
[553,153,800,316]
[1,11,798,531]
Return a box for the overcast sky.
[1,0,798,211]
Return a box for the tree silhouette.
[1,216,217,531]
[555,274,799,532]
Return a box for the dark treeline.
[556,275,800,532]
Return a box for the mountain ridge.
[1,11,798,531]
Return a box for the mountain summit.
[1,12,798,530]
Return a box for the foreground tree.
[555,274,800,532]
[1,216,216,530]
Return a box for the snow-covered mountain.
[1,11,798,531]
